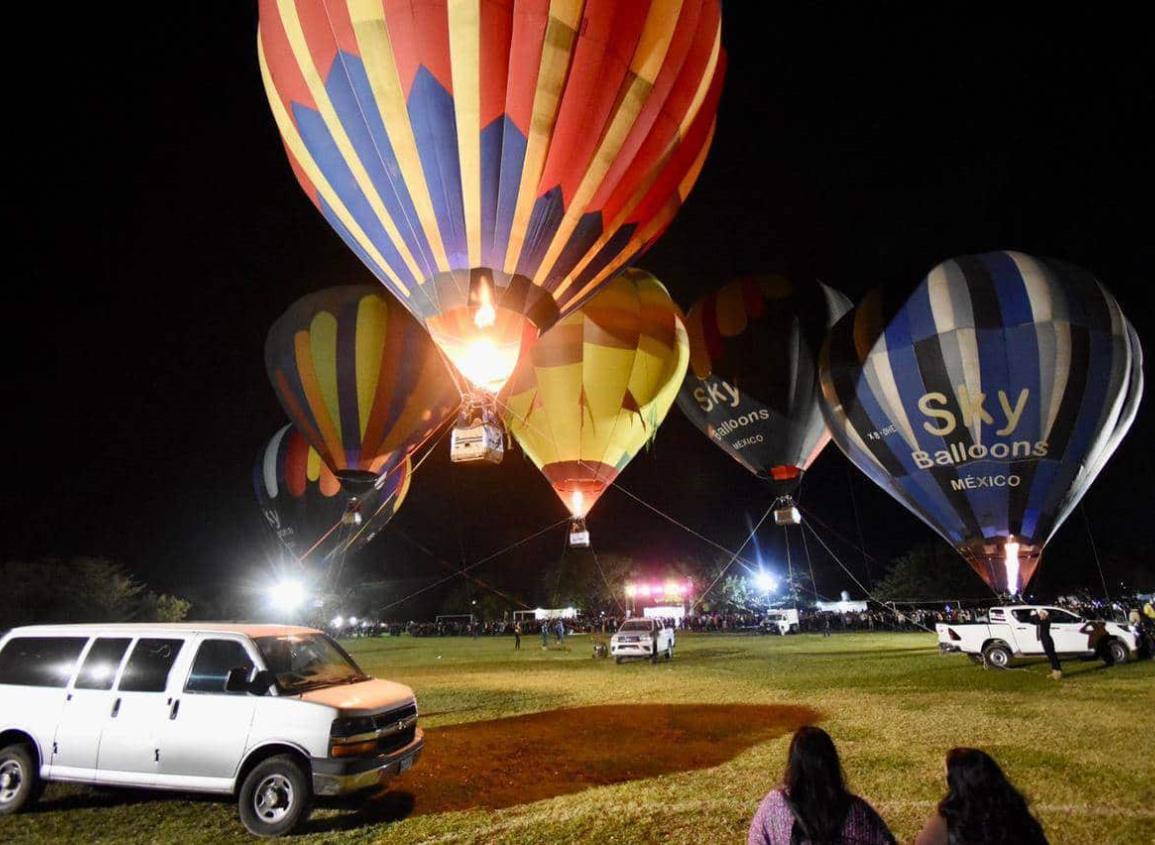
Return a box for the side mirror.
[224,667,253,693]
[247,669,277,696]
[225,667,276,695]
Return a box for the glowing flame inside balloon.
[432,280,525,394]
[474,283,496,330]
[1004,538,1021,595]
[570,489,586,518]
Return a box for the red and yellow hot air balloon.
[265,285,459,488]
[258,0,725,450]
[501,268,689,545]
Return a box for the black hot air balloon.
[678,275,852,510]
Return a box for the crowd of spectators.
[329,591,1155,641]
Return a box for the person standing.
[514,622,522,651]
[1033,609,1062,680]
[823,615,831,638]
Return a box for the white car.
[611,618,675,663]
[0,623,423,836]
[936,605,1140,668]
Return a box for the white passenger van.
[0,623,422,836]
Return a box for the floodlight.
[268,578,307,613]
[753,569,778,594]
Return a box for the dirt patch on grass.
[384,703,818,815]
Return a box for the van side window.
[75,638,132,690]
[0,637,88,687]
[185,640,255,694]
[118,638,184,693]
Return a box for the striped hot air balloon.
[255,424,412,563]
[501,267,689,544]
[257,0,725,397]
[265,285,459,487]
[819,251,1143,593]
[678,275,853,500]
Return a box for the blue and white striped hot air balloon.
[819,251,1142,594]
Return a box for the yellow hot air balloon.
[501,268,689,546]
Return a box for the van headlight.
[329,716,380,757]
[330,715,377,738]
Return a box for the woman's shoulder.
[747,789,793,845]
[844,795,897,844]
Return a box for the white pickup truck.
[611,619,675,664]
[936,605,1140,668]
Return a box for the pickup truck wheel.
[1105,639,1129,665]
[0,743,42,815]
[614,656,622,664]
[982,643,1012,669]
[238,754,313,837]
[650,644,659,664]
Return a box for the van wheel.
[0,743,41,815]
[238,754,312,837]
[1105,639,1129,665]
[982,643,1012,669]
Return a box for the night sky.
[8,6,1154,615]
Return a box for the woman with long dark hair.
[748,726,895,845]
[914,748,1048,844]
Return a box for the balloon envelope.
[265,285,459,485]
[819,251,1142,592]
[678,275,852,494]
[502,268,689,518]
[258,0,725,393]
[255,424,412,563]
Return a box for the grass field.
[2,631,1153,844]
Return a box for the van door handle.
[169,699,180,720]
[111,698,121,718]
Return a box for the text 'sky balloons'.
[255,425,411,563]
[265,286,459,486]
[258,0,725,394]
[502,268,689,519]
[819,251,1143,593]
[677,276,852,495]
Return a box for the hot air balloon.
[501,267,689,546]
[678,275,852,523]
[819,251,1143,594]
[265,285,459,489]
[257,0,726,461]
[255,425,412,564]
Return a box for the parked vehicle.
[610,618,675,663]
[936,606,1140,668]
[0,623,423,836]
[759,609,800,635]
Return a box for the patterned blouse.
[747,789,896,845]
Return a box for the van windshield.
[253,634,369,694]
